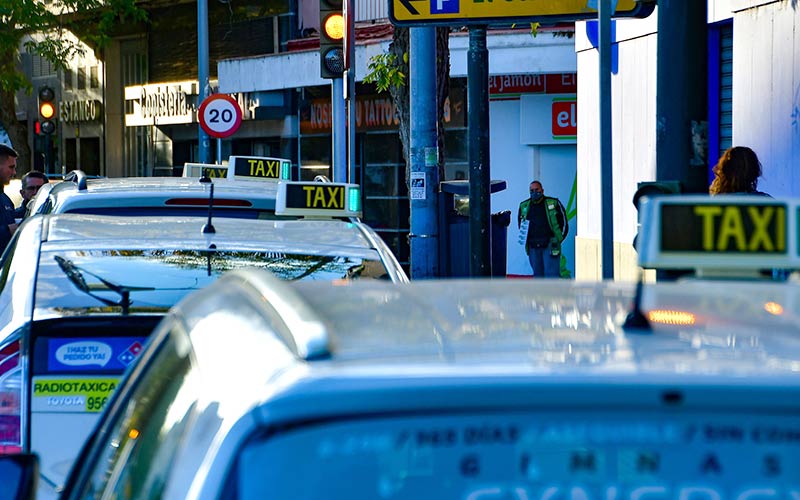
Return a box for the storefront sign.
[301,90,466,134]
[125,81,262,127]
[125,81,197,126]
[490,73,577,99]
[61,99,102,123]
[519,94,577,145]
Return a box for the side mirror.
[0,453,39,500]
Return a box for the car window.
[65,206,289,220]
[0,221,39,326]
[74,319,197,499]
[234,411,800,499]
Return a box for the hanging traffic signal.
[38,86,56,135]
[319,0,345,79]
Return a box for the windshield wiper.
[54,256,155,315]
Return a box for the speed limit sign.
[198,94,243,138]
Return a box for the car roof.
[174,271,800,380]
[38,176,279,213]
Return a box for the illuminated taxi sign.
[229,156,291,181]
[183,163,228,178]
[660,203,786,253]
[276,181,361,217]
[637,196,799,271]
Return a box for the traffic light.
[319,0,344,79]
[632,180,682,251]
[38,86,56,135]
[632,180,682,211]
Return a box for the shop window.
[362,197,409,231]
[77,67,86,90]
[300,135,331,180]
[90,65,99,89]
[31,53,56,78]
[63,69,74,90]
[363,132,402,164]
[65,139,77,171]
[363,165,399,197]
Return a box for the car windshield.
[34,249,390,315]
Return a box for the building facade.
[16,0,578,274]
[219,27,577,274]
[575,0,800,281]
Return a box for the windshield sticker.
[31,376,119,413]
[47,337,146,372]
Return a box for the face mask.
[530,192,543,201]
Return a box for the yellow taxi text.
[693,205,785,252]
[234,158,281,179]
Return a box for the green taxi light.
[281,162,291,180]
[348,187,361,213]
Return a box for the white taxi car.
[26,155,292,220]
[0,195,792,500]
[0,180,406,499]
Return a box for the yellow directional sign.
[390,0,654,26]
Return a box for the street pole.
[344,0,357,184]
[656,0,708,192]
[409,27,439,279]
[599,0,614,280]
[468,26,491,277]
[332,78,346,182]
[198,0,212,163]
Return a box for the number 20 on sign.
[198,94,243,139]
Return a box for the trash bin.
[438,180,510,277]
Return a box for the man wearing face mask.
[517,180,569,278]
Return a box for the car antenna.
[206,243,217,277]
[200,176,216,234]
[622,272,651,332]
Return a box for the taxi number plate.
[285,184,345,210]
[660,203,787,253]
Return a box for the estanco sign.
[61,99,102,123]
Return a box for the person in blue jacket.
[0,143,19,253]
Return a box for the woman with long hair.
[709,146,770,196]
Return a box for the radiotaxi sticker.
[32,377,119,413]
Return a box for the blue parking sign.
[431,0,458,14]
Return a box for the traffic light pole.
[44,134,52,173]
[332,78,346,182]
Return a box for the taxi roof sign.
[637,195,799,273]
[276,181,361,218]
[229,156,291,182]
[183,163,229,179]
